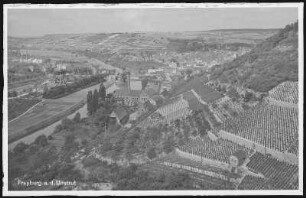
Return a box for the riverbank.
[8,99,86,144]
[8,97,42,121]
[8,83,101,145]
[43,80,101,100]
[8,103,88,151]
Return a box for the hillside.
[210,22,298,92]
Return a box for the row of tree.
[87,83,106,115]
[43,74,105,99]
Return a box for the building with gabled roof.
[114,89,150,106]
[192,84,223,104]
[110,106,129,125]
[130,79,142,91]
[104,81,120,95]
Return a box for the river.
[8,103,88,151]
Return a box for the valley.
[7,22,300,192]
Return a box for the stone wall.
[175,148,230,170]
[218,130,298,165]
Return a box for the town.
[6,6,300,194]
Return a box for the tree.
[141,78,149,89]
[163,138,174,154]
[227,87,240,101]
[166,172,193,189]
[93,89,99,114]
[13,142,29,153]
[99,83,106,101]
[34,135,48,147]
[61,117,73,129]
[121,72,127,83]
[191,130,198,137]
[73,112,81,123]
[147,147,157,159]
[81,139,88,146]
[243,91,253,102]
[87,90,93,115]
[186,69,192,76]
[174,119,181,130]
[64,134,76,150]
[54,124,63,133]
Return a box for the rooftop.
[111,106,128,120]
[114,88,149,98]
[194,85,223,103]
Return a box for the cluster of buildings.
[18,58,43,64]
[104,72,166,126]
[104,72,161,107]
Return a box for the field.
[21,49,85,61]
[8,83,101,143]
[8,98,41,121]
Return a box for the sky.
[7,7,298,37]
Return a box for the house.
[147,68,163,74]
[130,80,142,91]
[130,111,141,121]
[149,95,164,106]
[55,63,67,71]
[160,82,172,93]
[143,100,155,112]
[144,88,158,98]
[104,81,120,95]
[169,61,178,68]
[130,100,155,121]
[28,65,34,72]
[145,81,160,93]
[192,84,223,104]
[114,89,150,106]
[110,106,129,125]
[107,74,117,82]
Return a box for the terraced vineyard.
[246,152,298,189]
[220,102,298,152]
[178,136,251,163]
[287,139,299,155]
[209,96,245,122]
[237,175,268,190]
[268,81,298,104]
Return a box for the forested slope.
[210,22,298,92]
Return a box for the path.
[267,98,298,109]
[8,100,44,123]
[8,93,28,100]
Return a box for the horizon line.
[8,27,281,39]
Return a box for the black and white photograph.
[2,3,304,196]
